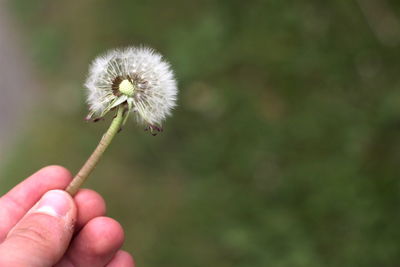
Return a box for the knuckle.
[11,224,52,248]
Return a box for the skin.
[0,165,135,267]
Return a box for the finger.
[73,189,106,231]
[106,250,135,267]
[56,217,124,267]
[0,166,72,241]
[0,190,77,267]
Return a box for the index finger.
[0,165,72,242]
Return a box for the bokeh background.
[1,0,400,266]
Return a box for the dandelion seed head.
[85,46,177,127]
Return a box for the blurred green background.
[1,0,400,266]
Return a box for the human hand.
[0,166,134,267]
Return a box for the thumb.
[0,190,77,267]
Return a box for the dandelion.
[65,46,177,195]
[85,47,177,132]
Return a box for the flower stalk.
[65,46,177,195]
[66,106,125,195]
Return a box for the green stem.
[66,106,125,195]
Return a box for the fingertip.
[107,250,135,267]
[37,165,72,183]
[31,165,73,190]
[84,217,125,256]
[74,189,107,230]
[32,189,76,219]
[63,216,125,266]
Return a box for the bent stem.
[66,106,125,195]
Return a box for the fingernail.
[33,190,72,218]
